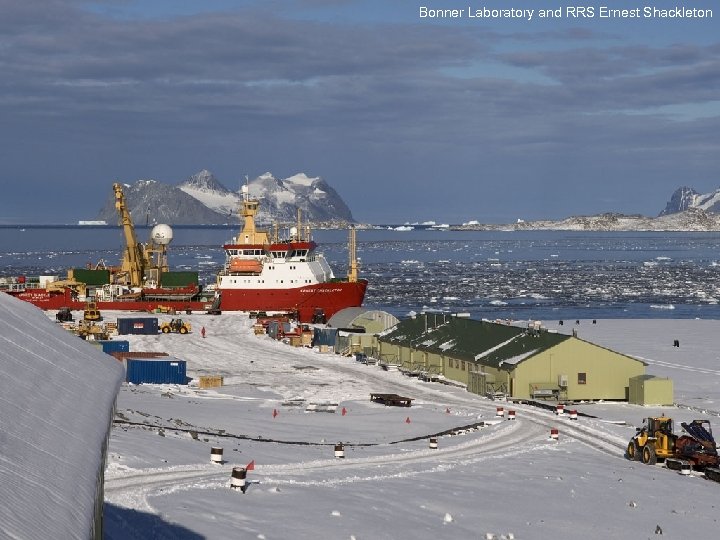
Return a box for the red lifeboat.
[229,258,263,274]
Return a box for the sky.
[0,0,718,224]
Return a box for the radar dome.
[151,224,173,245]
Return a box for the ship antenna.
[243,175,249,202]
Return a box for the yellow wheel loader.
[160,318,191,334]
[626,416,676,465]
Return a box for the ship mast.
[236,181,269,245]
[347,226,358,283]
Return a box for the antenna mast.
[347,226,358,283]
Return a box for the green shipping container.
[70,268,111,286]
[160,271,199,287]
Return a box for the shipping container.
[117,317,159,335]
[160,271,199,287]
[69,268,111,286]
[312,327,338,347]
[97,340,130,354]
[125,357,187,385]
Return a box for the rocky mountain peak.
[659,186,699,216]
[180,170,231,194]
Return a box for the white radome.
[150,223,173,245]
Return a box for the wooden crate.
[198,375,224,389]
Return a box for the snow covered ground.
[98,313,720,539]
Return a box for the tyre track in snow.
[107,404,628,509]
[108,354,629,505]
[106,417,549,500]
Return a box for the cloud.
[0,0,718,223]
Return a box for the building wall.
[378,342,402,365]
[443,355,472,386]
[510,339,645,400]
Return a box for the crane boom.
[113,182,145,287]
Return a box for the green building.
[378,314,647,401]
[628,374,674,406]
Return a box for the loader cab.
[648,417,674,437]
[647,416,677,458]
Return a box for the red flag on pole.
[341,407,347,416]
[246,460,255,471]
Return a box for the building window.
[578,372,587,385]
[461,361,465,371]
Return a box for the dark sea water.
[2,225,720,320]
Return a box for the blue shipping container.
[117,317,159,335]
[97,340,130,354]
[312,328,337,347]
[125,357,187,385]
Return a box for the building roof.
[379,315,570,368]
[0,294,125,539]
[327,307,399,332]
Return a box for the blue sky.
[0,0,718,223]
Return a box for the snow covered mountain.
[177,170,238,218]
[96,170,355,226]
[246,172,354,224]
[96,179,230,225]
[659,186,720,216]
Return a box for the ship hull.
[218,279,368,321]
[5,279,368,322]
[5,288,212,313]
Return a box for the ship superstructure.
[215,185,367,321]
